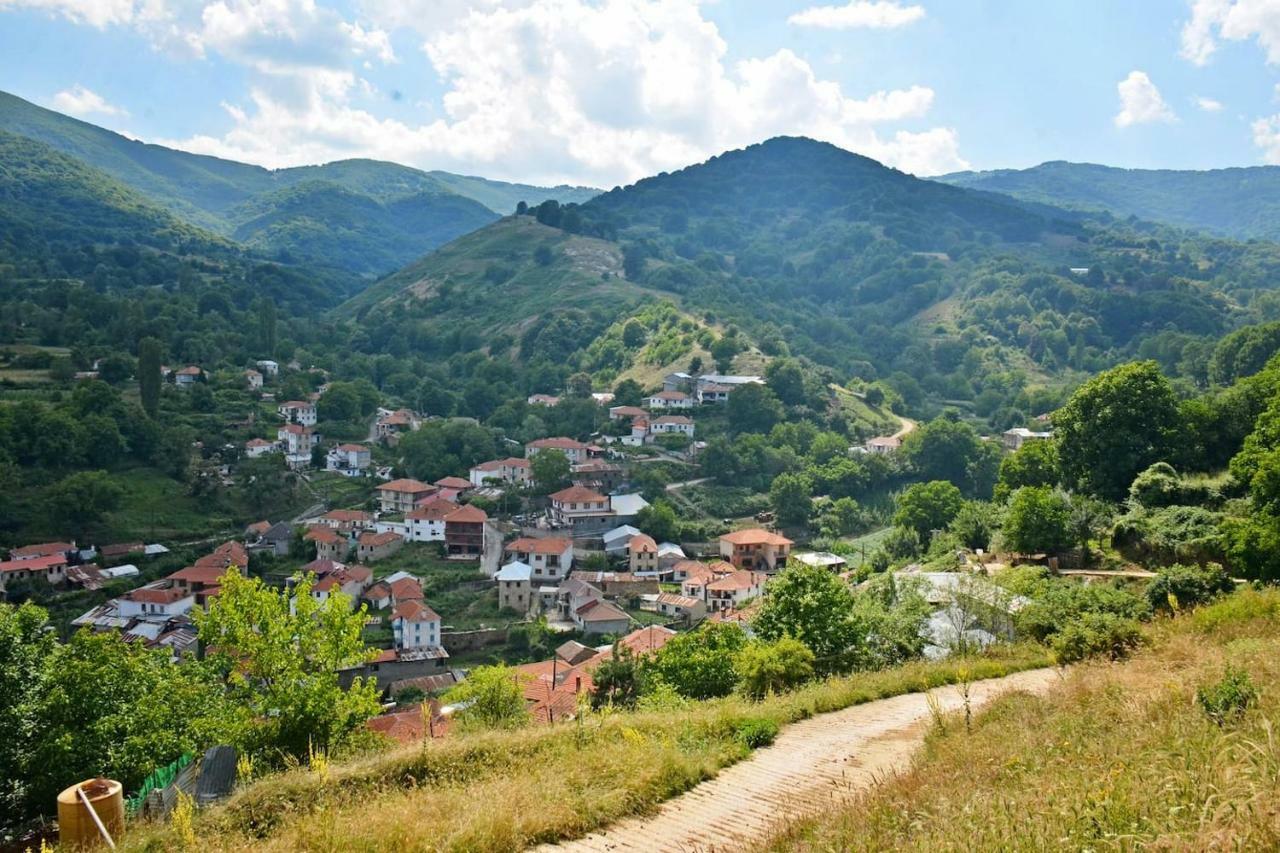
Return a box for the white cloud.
[1195,95,1224,111]
[787,0,925,29]
[51,84,129,117]
[164,0,965,184]
[0,0,141,28]
[1253,114,1280,161]
[1114,70,1176,127]
[1181,0,1280,65]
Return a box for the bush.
[1050,613,1144,664]
[1015,581,1150,643]
[734,717,779,749]
[1196,666,1258,725]
[1145,563,1235,613]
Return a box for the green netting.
[125,753,193,816]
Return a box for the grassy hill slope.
[938,160,1280,241]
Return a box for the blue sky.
[2,0,1279,186]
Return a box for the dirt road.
[540,667,1057,853]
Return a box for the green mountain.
[355,136,1280,418]
[937,161,1280,241]
[0,90,598,276]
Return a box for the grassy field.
[760,588,1280,851]
[841,526,895,567]
[120,644,1050,852]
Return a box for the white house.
[646,390,693,410]
[469,457,532,488]
[405,496,459,542]
[244,438,277,458]
[695,374,763,403]
[277,424,316,467]
[1003,427,1052,451]
[548,485,611,526]
[526,437,590,464]
[255,359,280,376]
[648,415,695,441]
[327,443,371,476]
[705,570,766,612]
[656,592,706,624]
[278,400,317,426]
[503,537,574,582]
[392,600,442,651]
[117,583,195,619]
[174,366,203,387]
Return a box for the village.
[0,357,1067,743]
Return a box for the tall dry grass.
[118,645,1049,852]
[760,587,1280,852]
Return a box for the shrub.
[1050,613,1144,664]
[734,717,779,749]
[1196,666,1258,725]
[1016,581,1150,643]
[1192,587,1280,632]
[734,638,816,699]
[1145,563,1235,613]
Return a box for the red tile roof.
[550,485,608,503]
[335,443,368,452]
[168,564,233,585]
[650,390,690,400]
[407,496,460,521]
[379,478,434,493]
[505,537,572,555]
[126,585,190,604]
[628,534,657,553]
[707,570,767,592]
[445,504,488,523]
[359,531,402,547]
[393,600,440,622]
[720,528,794,546]
[390,577,424,601]
[0,554,68,574]
[305,526,345,545]
[323,509,371,523]
[434,476,472,489]
[473,457,531,471]
[10,542,74,559]
[528,437,588,451]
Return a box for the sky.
[1,0,1280,187]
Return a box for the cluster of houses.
[490,526,793,635]
[0,540,170,593]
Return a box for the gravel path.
[539,667,1058,853]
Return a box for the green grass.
[100,467,238,542]
[121,643,1050,852]
[840,526,895,567]
[759,588,1280,852]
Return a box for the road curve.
[537,667,1058,853]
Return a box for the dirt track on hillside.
[538,667,1058,853]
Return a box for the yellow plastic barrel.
[57,778,124,849]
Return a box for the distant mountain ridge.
[0,90,599,276]
[937,161,1280,241]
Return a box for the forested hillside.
[939,160,1280,242]
[358,136,1280,424]
[0,91,597,277]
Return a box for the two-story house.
[469,457,532,488]
[377,478,436,513]
[444,504,488,559]
[278,400,317,426]
[503,537,574,582]
[327,443,371,476]
[392,600,442,651]
[719,529,794,572]
[526,437,590,464]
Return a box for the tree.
[1054,361,1184,500]
[189,381,215,413]
[96,353,133,385]
[643,622,747,699]
[566,372,593,398]
[726,383,784,434]
[445,665,530,730]
[196,571,379,756]
[317,382,362,422]
[530,448,571,494]
[0,603,241,831]
[764,358,806,406]
[753,564,860,674]
[43,471,122,536]
[710,336,741,373]
[400,420,499,483]
[138,337,163,417]
[821,496,862,537]
[258,297,277,356]
[893,480,964,542]
[622,319,647,348]
[769,472,813,527]
[613,378,644,407]
[901,415,996,496]
[995,440,1059,501]
[734,638,815,699]
[1068,493,1114,565]
[592,643,641,709]
[636,499,679,542]
[949,500,996,551]
[534,244,554,266]
[1002,486,1072,554]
